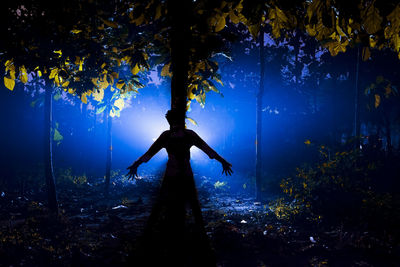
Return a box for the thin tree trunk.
[104,103,112,194]
[256,28,265,201]
[354,47,361,149]
[89,110,97,182]
[384,117,392,154]
[44,80,58,213]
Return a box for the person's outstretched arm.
[190,130,233,176]
[127,131,168,179]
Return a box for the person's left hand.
[221,160,233,176]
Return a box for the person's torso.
[164,129,194,174]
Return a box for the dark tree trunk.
[354,47,361,149]
[168,0,190,120]
[104,103,112,194]
[80,103,88,176]
[384,117,392,154]
[44,80,58,213]
[89,110,97,182]
[256,28,265,201]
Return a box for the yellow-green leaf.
[54,128,63,142]
[81,93,88,104]
[161,63,171,77]
[53,50,62,58]
[114,98,124,110]
[214,77,224,86]
[187,117,198,126]
[155,5,162,20]
[116,80,125,89]
[229,11,240,24]
[248,24,260,39]
[306,24,317,37]
[49,68,58,79]
[269,7,289,38]
[362,47,370,61]
[62,81,70,87]
[304,140,311,145]
[374,94,381,108]
[4,77,15,91]
[19,66,28,84]
[131,64,140,75]
[385,86,392,96]
[92,89,104,102]
[363,5,382,34]
[71,29,82,34]
[215,15,226,32]
[101,18,118,28]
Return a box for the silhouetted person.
[127,109,232,266]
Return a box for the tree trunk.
[354,47,361,149]
[384,117,392,154]
[168,0,190,120]
[104,103,112,194]
[44,80,58,213]
[256,28,265,201]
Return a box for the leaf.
[325,39,349,56]
[161,63,171,77]
[53,50,62,58]
[114,98,124,110]
[101,18,118,28]
[362,47,370,61]
[213,77,224,86]
[215,15,226,32]
[131,14,145,26]
[269,7,289,38]
[374,94,381,108]
[49,68,58,79]
[96,105,107,114]
[4,77,15,91]
[155,5,162,20]
[214,181,226,189]
[385,86,392,96]
[306,24,317,37]
[307,0,322,23]
[229,10,240,24]
[79,58,84,71]
[62,81,70,87]
[53,91,62,101]
[248,24,260,39]
[70,29,82,34]
[187,117,198,126]
[53,128,63,142]
[92,88,104,102]
[131,64,140,75]
[110,107,120,117]
[304,140,311,145]
[116,80,125,89]
[81,93,88,104]
[376,76,384,84]
[19,66,28,84]
[363,5,382,34]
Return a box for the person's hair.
[165,109,185,125]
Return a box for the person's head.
[165,109,185,128]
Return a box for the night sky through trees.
[1,1,400,266]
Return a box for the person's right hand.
[126,161,140,180]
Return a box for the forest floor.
[0,174,399,267]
